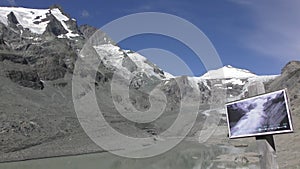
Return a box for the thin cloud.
[137,5,153,11]
[81,10,90,18]
[7,0,16,6]
[240,1,300,61]
[122,1,192,17]
[121,2,160,13]
[227,0,253,5]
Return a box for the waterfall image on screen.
[226,89,293,139]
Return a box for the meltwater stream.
[231,98,267,137]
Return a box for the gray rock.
[33,55,67,80]
[5,69,44,90]
[43,14,68,37]
[7,12,19,26]
[281,61,300,75]
[79,24,98,39]
[0,53,28,64]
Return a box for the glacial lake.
[0,141,259,169]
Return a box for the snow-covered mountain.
[200,65,257,79]
[1,6,296,167]
[0,5,280,115]
[0,6,80,38]
[179,65,278,104]
[82,40,277,107]
[92,44,174,80]
[0,5,277,99]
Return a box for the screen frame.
[225,89,294,139]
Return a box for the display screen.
[226,89,293,139]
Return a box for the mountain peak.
[0,6,80,38]
[225,65,233,68]
[200,65,257,79]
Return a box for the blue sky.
[1,0,299,76]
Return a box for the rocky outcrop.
[266,61,300,113]
[80,25,114,44]
[43,14,68,36]
[7,12,19,26]
[64,19,81,35]
[0,22,20,45]
[33,55,67,80]
[79,24,98,39]
[0,6,84,85]
[0,53,27,64]
[122,54,138,72]
[5,69,44,90]
[281,61,300,75]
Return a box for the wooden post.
[247,82,279,169]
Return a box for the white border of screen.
[225,89,294,139]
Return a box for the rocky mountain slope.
[0,6,299,169]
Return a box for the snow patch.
[127,50,174,79]
[187,77,211,90]
[93,44,173,80]
[0,7,50,34]
[93,44,124,68]
[51,8,79,38]
[0,7,79,38]
[222,78,245,85]
[187,77,200,89]
[200,65,257,79]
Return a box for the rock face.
[0,53,28,64]
[0,6,299,169]
[266,61,300,113]
[7,12,19,26]
[43,14,68,36]
[79,24,98,39]
[5,69,44,90]
[281,61,300,75]
[0,6,84,87]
